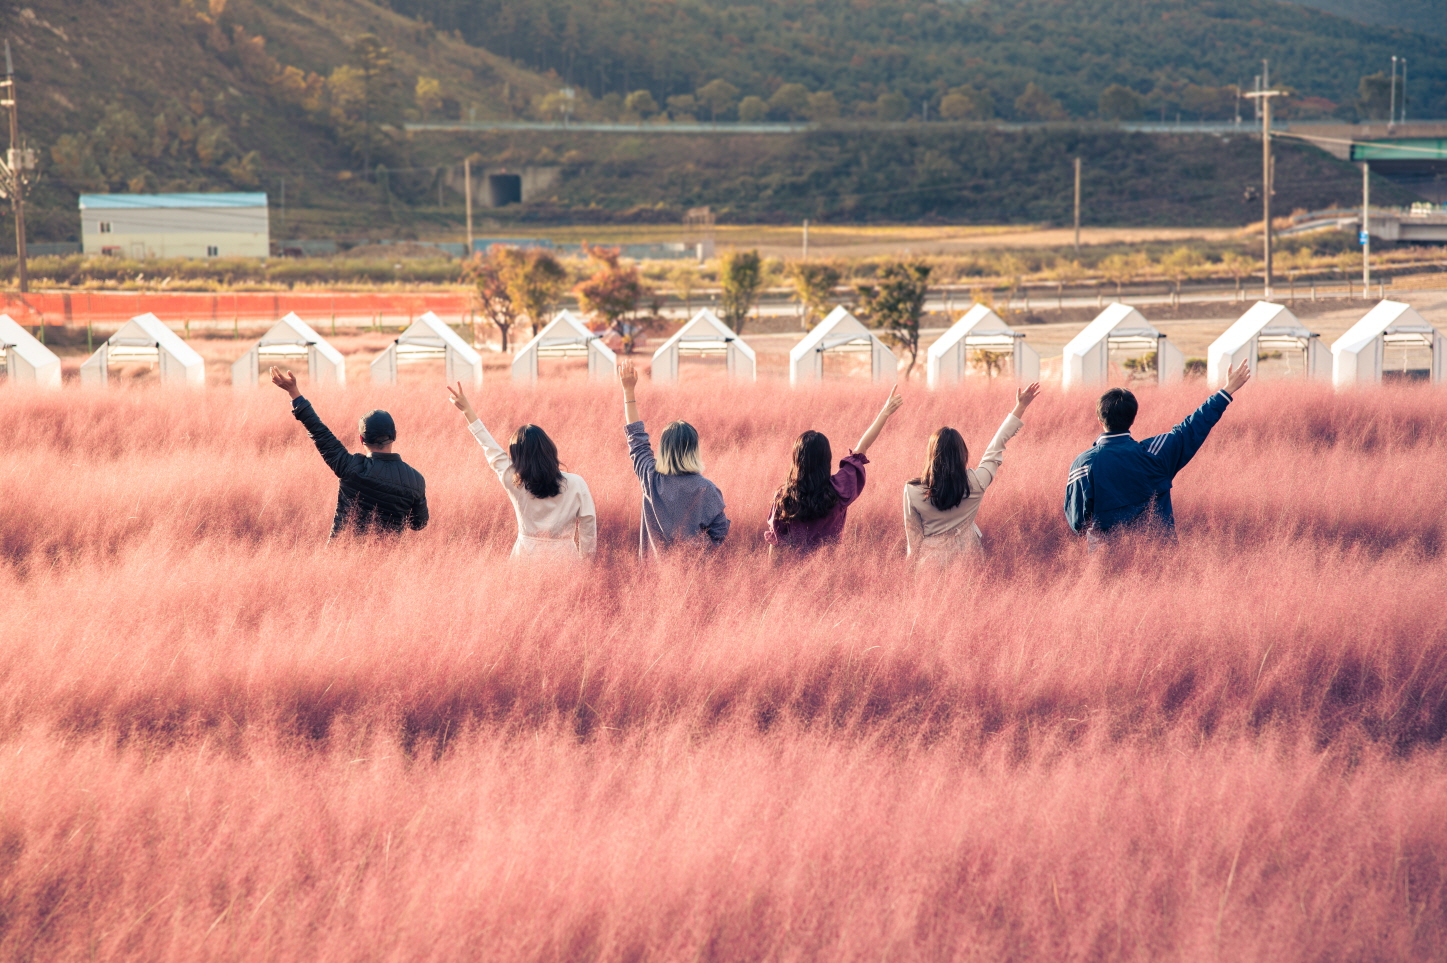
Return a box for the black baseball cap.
[359,409,396,444]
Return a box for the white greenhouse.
[1331,300,1444,387]
[789,307,895,386]
[371,311,483,386]
[649,309,756,384]
[511,311,617,384]
[1206,302,1330,388]
[0,314,62,388]
[232,313,347,389]
[1061,304,1183,390]
[79,313,205,387]
[926,304,1040,388]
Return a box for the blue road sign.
[1359,231,1370,245]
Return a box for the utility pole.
[1361,162,1371,290]
[1,41,29,294]
[279,177,286,240]
[464,158,474,252]
[1245,77,1284,299]
[1072,157,1081,253]
[802,218,809,260]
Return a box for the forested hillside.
[7,0,553,243]
[1290,0,1446,39]
[386,0,1447,121]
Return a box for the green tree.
[575,245,649,351]
[668,262,701,315]
[624,90,659,120]
[718,249,764,333]
[1098,84,1143,120]
[666,94,697,120]
[737,95,768,123]
[939,85,994,120]
[856,260,930,379]
[345,34,398,170]
[785,261,841,330]
[1160,246,1204,296]
[1217,250,1258,296]
[769,83,810,121]
[805,91,842,122]
[503,247,570,336]
[1358,73,1393,121]
[1015,82,1068,121]
[415,76,443,120]
[875,91,911,122]
[696,79,740,122]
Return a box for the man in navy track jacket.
[1065,360,1250,546]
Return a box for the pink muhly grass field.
[2,375,1445,961]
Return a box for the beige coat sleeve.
[972,412,1023,490]
[468,418,516,487]
[903,484,925,556]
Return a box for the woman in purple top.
[766,385,904,554]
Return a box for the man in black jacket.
[271,366,428,538]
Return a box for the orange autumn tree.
[574,244,655,354]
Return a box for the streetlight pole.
[1389,56,1397,131]
[1244,84,1284,299]
[1361,162,1371,291]
[1073,157,1081,253]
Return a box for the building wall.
[80,206,270,258]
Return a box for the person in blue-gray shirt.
[1065,360,1250,548]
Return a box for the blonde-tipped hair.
[657,420,703,475]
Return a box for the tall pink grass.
[1,377,1445,960]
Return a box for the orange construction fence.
[0,290,473,329]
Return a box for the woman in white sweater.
[447,382,597,558]
[903,382,1040,562]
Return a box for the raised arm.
[1141,361,1249,477]
[853,384,904,456]
[618,359,657,480]
[447,382,512,482]
[975,382,1041,487]
[271,366,352,478]
[619,360,641,426]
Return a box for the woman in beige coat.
[903,382,1040,562]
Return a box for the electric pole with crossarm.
[0,40,33,294]
[1244,81,1285,299]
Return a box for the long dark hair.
[772,430,839,524]
[509,424,564,499]
[911,427,971,512]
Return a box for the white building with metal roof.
[79,193,269,259]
